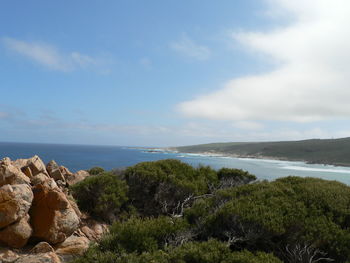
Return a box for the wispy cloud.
[170,34,211,61]
[178,0,350,123]
[2,37,104,72]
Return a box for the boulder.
[0,158,30,186]
[55,235,89,262]
[31,242,55,253]
[80,219,109,241]
[65,170,90,186]
[0,215,32,248]
[15,252,61,263]
[11,158,28,169]
[31,173,51,186]
[47,160,65,182]
[26,155,48,176]
[59,166,73,177]
[30,184,80,244]
[0,184,33,228]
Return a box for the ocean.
[1,141,350,185]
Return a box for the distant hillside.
[173,137,350,166]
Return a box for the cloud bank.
[178,0,350,123]
[2,37,100,72]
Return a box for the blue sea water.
[1,142,350,185]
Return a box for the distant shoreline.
[162,148,350,168]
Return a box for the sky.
[1,0,350,147]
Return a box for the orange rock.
[0,158,30,186]
[26,155,48,176]
[0,184,33,228]
[64,170,90,186]
[30,184,79,244]
[47,160,65,182]
[55,235,89,255]
[0,215,32,248]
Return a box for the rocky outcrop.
[0,155,97,262]
[12,155,49,177]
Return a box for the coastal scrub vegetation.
[70,172,128,222]
[71,159,350,263]
[88,166,105,175]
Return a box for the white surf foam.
[282,165,350,174]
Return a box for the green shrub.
[185,176,350,262]
[226,250,282,263]
[71,245,119,263]
[124,159,218,216]
[73,240,282,263]
[88,166,105,175]
[217,168,256,187]
[99,216,190,254]
[70,172,128,222]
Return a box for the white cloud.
[170,34,211,61]
[2,37,99,71]
[178,0,350,122]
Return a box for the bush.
[124,159,218,216]
[99,216,190,254]
[185,176,350,262]
[88,166,105,175]
[217,168,256,188]
[72,240,282,263]
[70,172,128,222]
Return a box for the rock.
[26,155,48,176]
[31,173,50,185]
[11,158,28,169]
[15,252,61,263]
[55,235,89,260]
[21,166,33,178]
[0,184,33,228]
[31,242,55,253]
[0,158,30,186]
[80,219,109,241]
[68,197,82,218]
[0,249,19,263]
[0,215,32,248]
[65,170,90,186]
[59,166,73,177]
[30,184,80,244]
[47,161,65,182]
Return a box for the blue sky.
[1,0,350,146]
